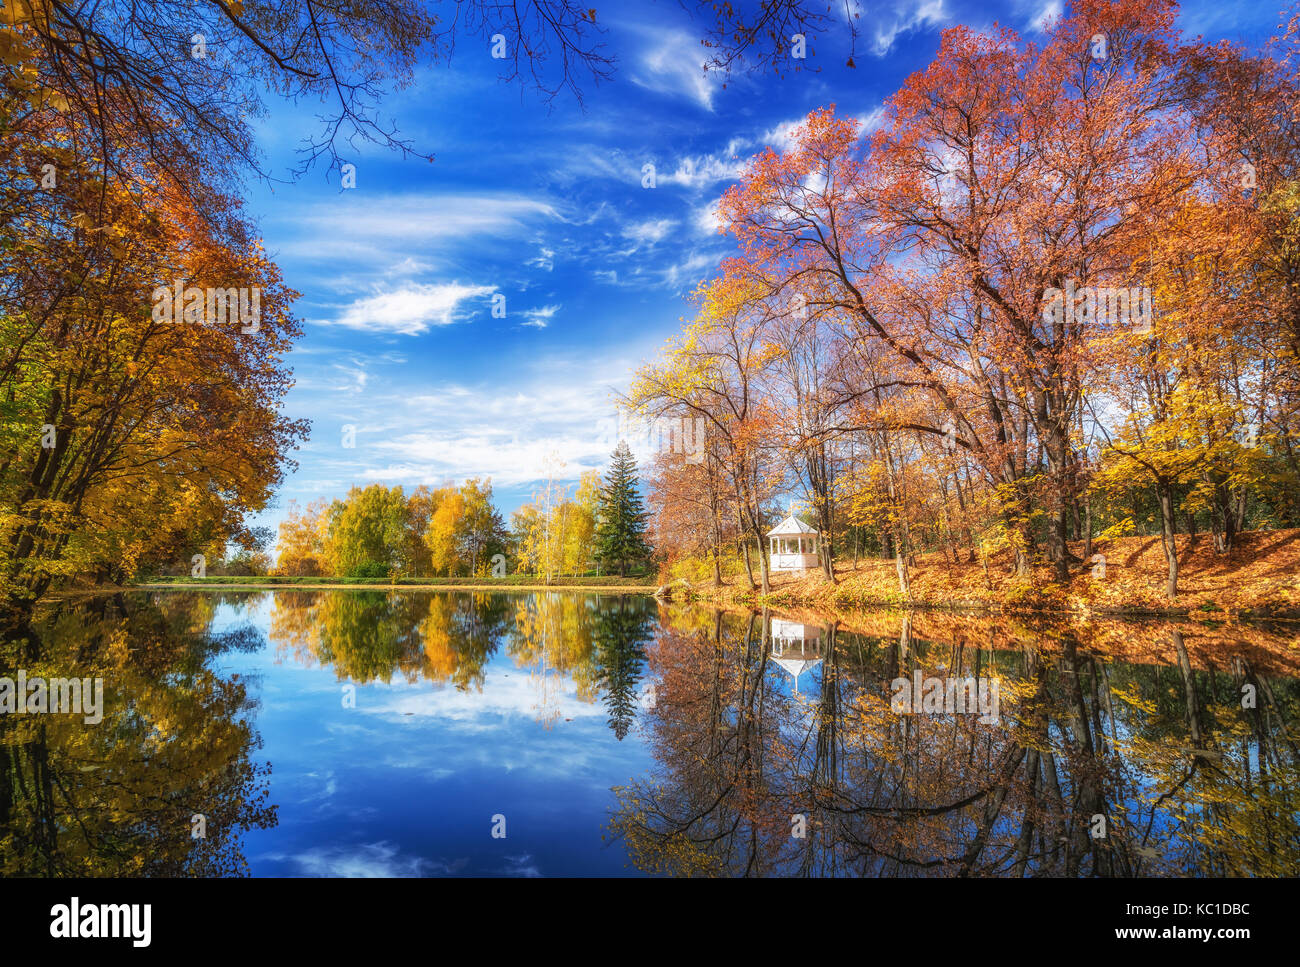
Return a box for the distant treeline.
[153,442,656,581]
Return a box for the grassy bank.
[683,529,1300,619]
[136,574,658,593]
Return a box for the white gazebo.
[770,618,823,692]
[766,514,820,573]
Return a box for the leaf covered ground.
[702,529,1300,619]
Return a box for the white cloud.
[277,841,450,878]
[858,107,887,135]
[522,304,561,329]
[556,148,740,192]
[621,218,676,246]
[758,118,806,151]
[630,27,720,110]
[323,283,497,336]
[273,193,559,263]
[693,200,724,235]
[661,153,745,189]
[1029,0,1063,33]
[337,365,638,488]
[329,360,369,394]
[662,251,717,288]
[869,0,949,56]
[361,667,608,725]
[384,256,433,276]
[527,245,556,271]
[742,107,882,157]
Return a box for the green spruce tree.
[594,441,652,577]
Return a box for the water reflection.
[0,590,659,876]
[769,618,823,693]
[611,606,1300,877]
[0,592,275,876]
[2,590,1296,877]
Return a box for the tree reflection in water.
[1,589,662,876]
[609,606,1300,877]
[0,592,276,876]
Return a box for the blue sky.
[240,0,1285,543]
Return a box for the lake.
[2,589,1297,877]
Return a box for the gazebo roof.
[766,514,818,537]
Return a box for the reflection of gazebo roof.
[772,654,822,684]
[766,515,818,537]
[770,619,823,691]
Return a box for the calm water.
[2,589,1297,877]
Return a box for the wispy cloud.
[526,244,556,271]
[1028,0,1063,33]
[322,283,498,336]
[629,27,721,110]
[660,154,745,189]
[272,193,560,264]
[662,251,717,289]
[621,218,676,246]
[521,304,561,328]
[867,0,949,56]
[328,359,370,394]
[324,362,637,489]
[756,117,806,151]
[275,841,455,878]
[693,200,724,235]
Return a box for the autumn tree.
[628,280,780,591]
[424,478,507,576]
[274,499,330,576]
[323,485,410,578]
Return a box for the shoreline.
[686,588,1300,622]
[135,581,659,594]
[121,583,1299,620]
[72,526,1300,624]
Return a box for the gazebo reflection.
[769,617,823,693]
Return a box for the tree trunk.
[1157,483,1179,599]
[710,501,723,587]
[1050,503,1070,582]
[740,527,756,590]
[1082,495,1093,561]
[895,549,910,598]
